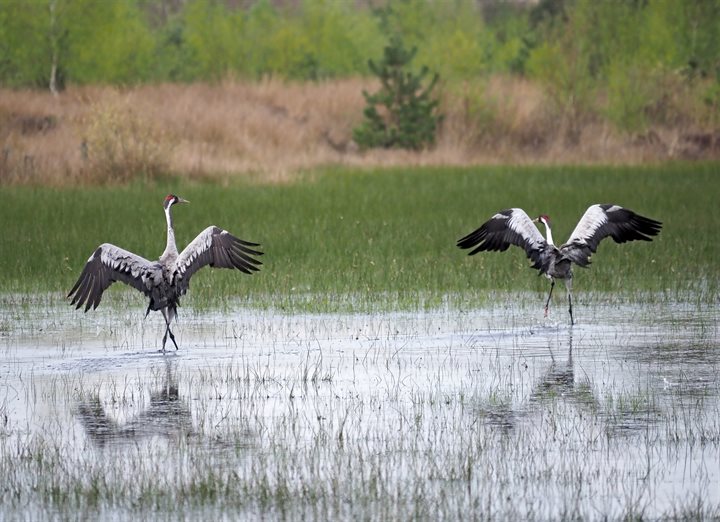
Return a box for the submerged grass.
[1,283,719,519]
[1,305,719,520]
[0,163,718,311]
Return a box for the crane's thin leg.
[161,308,179,352]
[565,278,574,326]
[162,326,178,352]
[544,279,555,317]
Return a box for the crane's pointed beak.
[178,197,190,204]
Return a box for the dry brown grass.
[1,77,717,185]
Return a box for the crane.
[457,204,661,325]
[68,194,263,351]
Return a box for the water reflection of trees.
[75,359,194,447]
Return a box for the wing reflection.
[75,359,194,447]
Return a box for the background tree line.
[0,0,718,133]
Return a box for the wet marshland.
[1,295,719,519]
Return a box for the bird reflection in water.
[528,332,599,411]
[75,359,193,448]
[479,332,600,431]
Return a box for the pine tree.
[353,35,442,150]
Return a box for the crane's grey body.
[457,204,662,325]
[69,195,263,351]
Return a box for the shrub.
[82,95,168,183]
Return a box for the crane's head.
[534,215,551,227]
[164,194,189,209]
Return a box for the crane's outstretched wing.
[68,244,158,312]
[457,208,548,269]
[561,204,662,267]
[175,226,263,292]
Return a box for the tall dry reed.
[0,77,716,185]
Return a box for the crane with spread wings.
[457,204,661,325]
[68,194,263,351]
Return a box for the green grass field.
[1,164,718,311]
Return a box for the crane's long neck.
[542,221,555,246]
[162,204,178,259]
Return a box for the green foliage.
[526,0,720,133]
[525,0,600,138]
[263,16,314,79]
[485,6,534,74]
[181,0,244,81]
[0,0,155,88]
[424,28,487,79]
[63,0,154,84]
[604,60,657,133]
[376,0,489,79]
[291,0,381,79]
[0,0,530,86]
[260,0,380,80]
[353,35,442,150]
[0,0,717,135]
[152,14,190,82]
[236,0,281,78]
[0,2,54,88]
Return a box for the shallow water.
[1,295,719,519]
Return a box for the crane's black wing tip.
[236,238,261,248]
[231,236,263,256]
[457,226,488,251]
[456,240,483,255]
[634,215,663,240]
